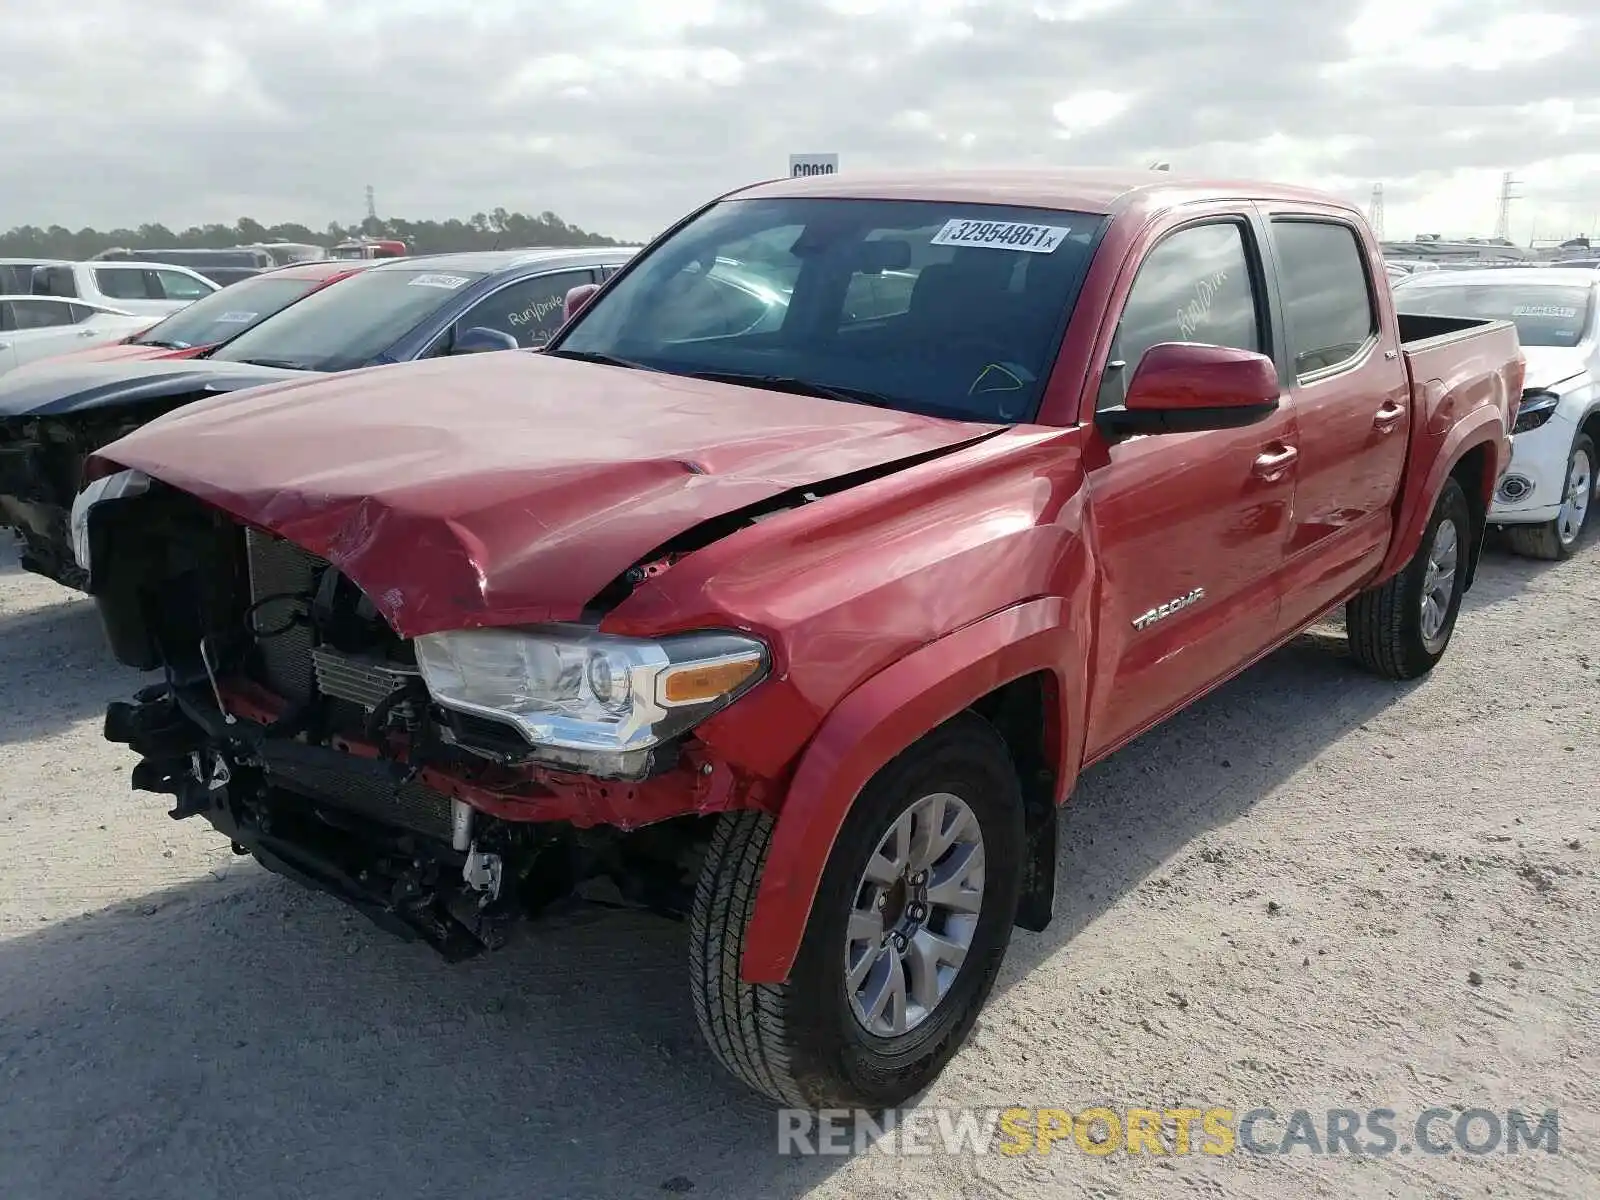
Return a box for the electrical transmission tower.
[1369,183,1385,240]
[1494,172,1520,241]
[365,184,377,224]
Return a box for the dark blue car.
[0,246,638,586]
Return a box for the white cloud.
[2,0,1599,245]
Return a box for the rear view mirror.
[1097,342,1280,437]
[564,283,600,323]
[852,239,912,274]
[451,326,520,355]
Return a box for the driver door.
[1080,213,1300,758]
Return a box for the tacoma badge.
[1131,587,1205,631]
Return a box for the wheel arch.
[737,597,1085,985]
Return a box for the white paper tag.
[408,273,471,289]
[1511,304,1578,318]
[929,219,1071,253]
[214,311,257,323]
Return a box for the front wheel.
[1347,475,1471,680]
[1506,434,1594,561]
[688,713,1025,1108]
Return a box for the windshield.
[554,197,1106,422]
[210,267,485,370]
[1396,282,1595,348]
[131,276,320,349]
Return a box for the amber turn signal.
[659,655,763,705]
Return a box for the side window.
[7,299,76,329]
[33,266,78,298]
[455,270,594,349]
[94,268,151,301]
[154,269,213,301]
[1098,221,1262,410]
[1271,220,1378,376]
[644,261,787,342]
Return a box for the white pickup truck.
[28,260,219,317]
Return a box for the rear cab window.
[1270,219,1379,377]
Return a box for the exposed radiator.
[243,527,327,704]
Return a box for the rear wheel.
[688,713,1025,1108]
[1347,476,1471,680]
[1506,434,1593,561]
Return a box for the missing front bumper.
[104,684,515,960]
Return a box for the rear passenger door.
[1263,212,1411,630]
[1081,213,1300,757]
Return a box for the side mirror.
[564,283,600,324]
[1097,342,1280,437]
[450,326,520,355]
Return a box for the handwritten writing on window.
[508,294,565,330]
[1175,270,1230,340]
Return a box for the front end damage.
[86,478,774,959]
[0,415,135,588]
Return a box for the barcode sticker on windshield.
[408,273,471,289]
[1512,304,1579,318]
[214,311,257,323]
[930,219,1071,253]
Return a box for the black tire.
[688,712,1025,1108]
[1505,434,1594,562]
[1347,475,1472,680]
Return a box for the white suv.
[29,260,219,317]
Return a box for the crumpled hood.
[96,351,1002,637]
[1519,345,1592,393]
[0,357,306,419]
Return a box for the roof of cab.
[732,167,1355,217]
[366,246,640,275]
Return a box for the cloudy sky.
[4,0,1596,244]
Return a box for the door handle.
[1373,400,1406,431]
[0,342,9,351]
[77,328,99,337]
[1253,444,1298,479]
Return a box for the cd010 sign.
[789,154,839,178]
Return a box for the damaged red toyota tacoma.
[74,169,1520,1109]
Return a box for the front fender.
[1373,402,1507,584]
[738,596,1084,984]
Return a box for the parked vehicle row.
[0,246,636,586]
[41,168,1536,1112]
[0,257,220,316]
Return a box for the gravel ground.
[0,532,1596,1200]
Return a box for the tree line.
[0,209,622,260]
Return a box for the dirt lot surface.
[1,534,1596,1200]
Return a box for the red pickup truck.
[74,169,1519,1110]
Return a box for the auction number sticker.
[1512,304,1579,318]
[408,273,471,289]
[214,311,257,323]
[930,219,1071,253]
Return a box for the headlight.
[1513,389,1560,434]
[414,623,768,776]
[70,467,150,572]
